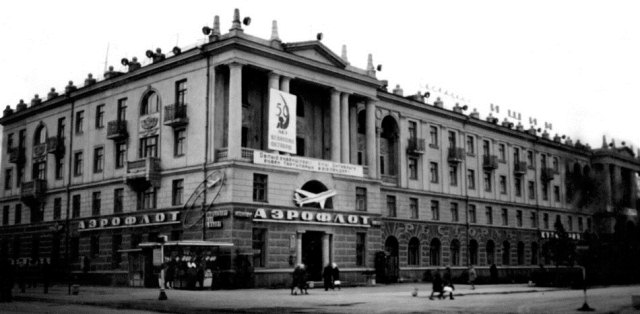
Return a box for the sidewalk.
[10,283,564,313]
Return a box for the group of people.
[162,256,215,290]
[428,265,477,300]
[290,264,309,295]
[322,263,340,291]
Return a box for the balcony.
[483,155,499,170]
[541,167,555,182]
[215,148,254,163]
[125,157,161,191]
[8,147,26,164]
[20,179,47,203]
[447,147,465,163]
[107,120,128,140]
[514,161,527,175]
[33,143,48,159]
[46,137,65,156]
[381,174,398,185]
[164,104,189,128]
[406,138,426,155]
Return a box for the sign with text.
[78,211,180,231]
[268,88,297,154]
[253,208,373,227]
[253,151,364,177]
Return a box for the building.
[1,9,639,288]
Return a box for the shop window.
[31,234,40,260]
[356,233,366,267]
[517,242,525,265]
[252,228,266,268]
[53,197,61,220]
[2,206,8,225]
[502,241,511,265]
[112,234,122,269]
[408,237,420,266]
[429,238,441,266]
[531,242,539,265]
[15,204,21,224]
[90,234,100,258]
[72,194,81,218]
[486,240,495,265]
[450,239,460,266]
[469,240,478,265]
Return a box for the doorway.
[302,231,324,281]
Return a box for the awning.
[137,240,234,248]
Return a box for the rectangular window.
[175,79,187,105]
[387,196,397,217]
[467,169,475,190]
[516,210,523,227]
[553,157,559,172]
[172,179,184,206]
[485,206,493,225]
[95,104,104,128]
[90,235,100,257]
[431,200,440,221]
[356,232,366,267]
[448,131,456,148]
[449,165,458,186]
[74,151,83,176]
[499,175,507,194]
[501,208,508,226]
[115,142,127,169]
[451,202,459,222]
[117,98,127,121]
[527,151,534,168]
[137,188,157,210]
[379,156,385,175]
[531,212,538,228]
[498,143,506,161]
[482,140,490,157]
[92,191,101,216]
[72,194,81,218]
[408,157,418,180]
[93,147,104,173]
[429,126,438,147]
[356,187,367,212]
[542,181,549,201]
[55,156,64,179]
[567,216,573,231]
[466,135,475,154]
[541,154,547,168]
[2,206,9,225]
[75,110,84,134]
[57,117,66,138]
[484,171,492,192]
[553,186,560,202]
[469,205,477,223]
[252,228,266,268]
[15,204,22,224]
[513,147,520,163]
[430,162,438,183]
[16,167,23,188]
[515,177,522,197]
[53,198,62,220]
[410,198,419,219]
[578,217,584,232]
[112,234,122,269]
[543,213,549,229]
[6,133,13,153]
[241,127,248,148]
[528,181,535,199]
[408,121,417,139]
[4,169,12,190]
[114,188,124,214]
[139,136,158,158]
[253,174,268,202]
[174,129,186,157]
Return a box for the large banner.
[254,151,364,177]
[268,88,297,154]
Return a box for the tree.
[549,216,576,267]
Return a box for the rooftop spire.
[367,53,375,76]
[341,44,349,63]
[270,20,280,41]
[230,8,243,32]
[213,15,221,36]
[602,135,607,149]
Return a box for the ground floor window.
[486,240,495,265]
[408,237,420,266]
[469,240,478,265]
[450,239,460,266]
[356,233,366,267]
[252,228,266,268]
[430,238,441,266]
[502,241,511,265]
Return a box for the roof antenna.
[103,43,110,74]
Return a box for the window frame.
[252,173,268,202]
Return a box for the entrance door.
[384,236,399,283]
[302,231,324,281]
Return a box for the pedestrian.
[42,259,50,294]
[332,263,341,291]
[291,264,304,295]
[442,267,455,300]
[428,269,443,300]
[468,265,477,290]
[298,264,309,295]
[490,264,498,284]
[165,258,175,289]
[323,263,333,291]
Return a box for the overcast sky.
[1,0,639,156]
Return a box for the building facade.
[1,9,639,288]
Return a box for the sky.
[1,0,639,158]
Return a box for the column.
[280,76,291,93]
[322,233,331,266]
[330,89,341,162]
[366,100,378,179]
[296,232,303,265]
[268,72,280,90]
[266,72,280,151]
[340,92,350,164]
[227,62,243,160]
[349,104,358,164]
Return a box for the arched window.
[34,124,47,145]
[486,240,495,265]
[140,91,160,115]
[450,239,461,266]
[380,116,399,176]
[469,240,479,266]
[502,241,511,265]
[542,242,551,265]
[430,238,441,266]
[531,242,539,265]
[408,237,420,266]
[385,236,399,257]
[517,241,525,265]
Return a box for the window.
[72,194,81,218]
[74,151,83,176]
[112,234,122,269]
[530,212,538,228]
[115,142,127,169]
[90,235,100,257]
[93,147,104,173]
[517,242,525,265]
[92,191,101,216]
[57,117,66,138]
[542,181,549,201]
[16,167,23,188]
[253,174,268,202]
[527,151,534,167]
[429,126,438,147]
[172,179,184,205]
[469,205,477,223]
[379,156,385,175]
[252,228,266,268]
[139,136,158,158]
[567,216,573,231]
[31,234,40,259]
[296,97,305,117]
[356,233,366,267]
[431,200,440,220]
[448,131,456,148]
[114,188,124,214]
[528,181,535,199]
[15,204,22,224]
[552,157,559,172]
[55,156,64,179]
[70,236,79,260]
[95,104,104,128]
[53,198,62,220]
[469,240,479,265]
[485,206,493,225]
[466,135,475,154]
[6,133,13,153]
[515,177,522,197]
[75,110,84,134]
[33,161,46,180]
[137,187,157,210]
[502,241,511,265]
[498,143,506,161]
[501,208,508,226]
[467,169,475,190]
[387,196,397,217]
[578,217,584,232]
[410,198,419,219]
[482,140,490,157]
[408,157,418,180]
[429,162,439,183]
[531,242,539,265]
[2,206,9,225]
[516,210,523,227]
[174,129,186,157]
[430,238,441,266]
[356,187,367,211]
[484,171,492,192]
[541,154,547,168]
[408,237,420,266]
[450,202,459,222]
[513,147,520,163]
[408,121,417,139]
[543,213,549,229]
[175,79,187,105]
[450,240,461,266]
[4,169,12,190]
[449,165,458,186]
[553,186,560,202]
[141,91,159,115]
[499,175,507,194]
[117,98,127,121]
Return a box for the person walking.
[291,264,302,295]
[323,263,334,291]
[332,263,341,291]
[428,269,443,300]
[298,264,308,295]
[468,265,477,290]
[442,267,455,300]
[490,263,498,284]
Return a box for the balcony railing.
[46,137,65,156]
[407,138,426,155]
[541,167,555,182]
[8,147,26,164]
[447,147,465,163]
[381,174,398,184]
[20,179,47,203]
[215,148,254,163]
[107,120,128,140]
[514,161,527,175]
[483,155,499,170]
[125,157,161,190]
[164,103,189,127]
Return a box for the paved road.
[1,301,159,314]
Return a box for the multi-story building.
[1,9,638,288]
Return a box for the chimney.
[230,8,243,32]
[602,135,608,149]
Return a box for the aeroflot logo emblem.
[253,208,372,226]
[275,94,290,130]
